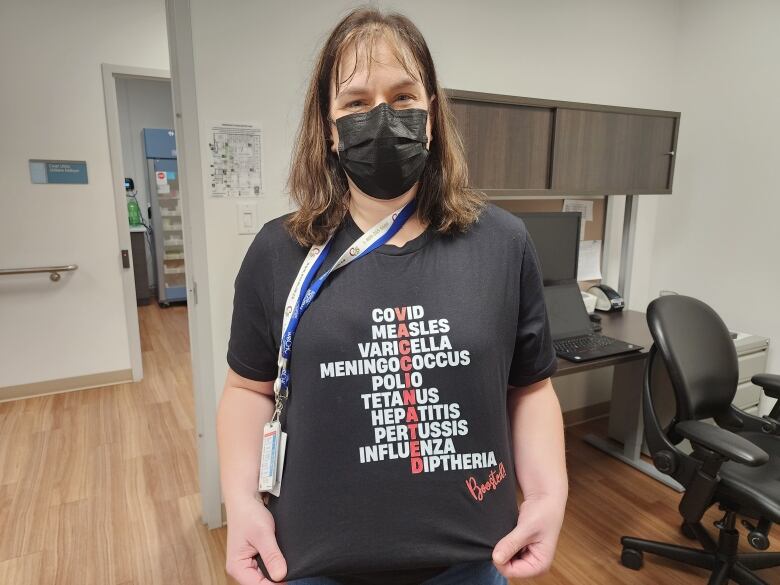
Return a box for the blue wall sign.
[29,160,89,184]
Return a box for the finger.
[497,543,552,579]
[227,554,267,585]
[492,522,535,565]
[249,529,288,583]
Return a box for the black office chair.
[620,294,780,584]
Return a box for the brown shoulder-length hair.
[283,5,487,247]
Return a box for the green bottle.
[127,197,142,227]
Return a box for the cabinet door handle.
[665,151,676,156]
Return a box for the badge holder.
[258,380,289,503]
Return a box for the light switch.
[237,202,258,235]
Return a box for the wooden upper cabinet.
[551,109,678,194]
[449,99,553,190]
[444,89,680,196]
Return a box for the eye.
[346,100,365,108]
[396,94,415,103]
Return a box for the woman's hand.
[491,493,567,579]
[225,495,288,585]
[496,379,568,578]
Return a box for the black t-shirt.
[227,202,558,584]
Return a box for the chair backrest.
[646,295,739,422]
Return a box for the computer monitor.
[513,212,581,284]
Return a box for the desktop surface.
[552,309,653,377]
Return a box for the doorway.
[116,75,184,310]
[102,65,175,381]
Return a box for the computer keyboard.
[554,334,617,354]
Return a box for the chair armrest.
[716,404,779,435]
[675,420,769,467]
[753,373,780,399]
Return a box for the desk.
[130,226,151,306]
[551,309,685,492]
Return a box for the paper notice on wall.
[208,123,263,197]
[578,240,602,281]
[562,199,594,239]
[156,170,170,194]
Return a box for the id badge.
[258,421,287,496]
[259,421,281,492]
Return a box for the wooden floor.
[0,302,777,584]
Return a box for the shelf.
[165,273,186,286]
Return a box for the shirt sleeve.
[226,228,279,382]
[507,229,558,388]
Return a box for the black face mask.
[334,102,429,200]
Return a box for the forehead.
[332,28,425,95]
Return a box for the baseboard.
[563,401,610,427]
[0,369,133,403]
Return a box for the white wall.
[174,0,681,415]
[646,0,780,372]
[0,0,170,388]
[116,76,175,289]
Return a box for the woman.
[217,6,568,585]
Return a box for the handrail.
[0,264,78,282]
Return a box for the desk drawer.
[733,381,762,410]
[738,350,768,384]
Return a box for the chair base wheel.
[621,547,644,570]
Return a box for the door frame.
[101,63,171,381]
[101,62,223,528]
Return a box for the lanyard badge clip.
[271,375,289,423]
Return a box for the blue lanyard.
[272,197,419,419]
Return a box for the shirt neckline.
[343,210,434,256]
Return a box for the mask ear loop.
[324,117,350,214]
[326,114,341,159]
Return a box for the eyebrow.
[337,77,422,99]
